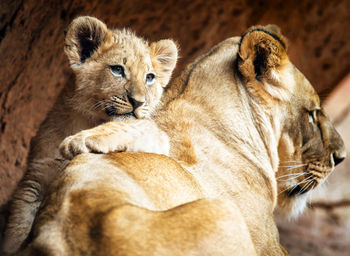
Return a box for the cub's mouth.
[105,106,136,118]
[103,95,144,117]
[103,97,133,117]
[104,106,133,116]
[105,106,117,116]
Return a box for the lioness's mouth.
[286,185,309,197]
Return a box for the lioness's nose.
[325,116,346,166]
[332,138,346,166]
[332,150,346,166]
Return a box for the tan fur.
[26,25,345,255]
[2,16,177,255]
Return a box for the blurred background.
[0,0,349,254]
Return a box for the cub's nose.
[128,96,144,109]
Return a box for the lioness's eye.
[308,110,317,123]
[145,73,155,86]
[110,65,125,77]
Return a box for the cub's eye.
[110,65,125,77]
[145,73,155,86]
[308,110,317,123]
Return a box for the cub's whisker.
[91,100,106,111]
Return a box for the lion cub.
[2,16,177,255]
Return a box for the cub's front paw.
[59,132,89,159]
[59,131,127,159]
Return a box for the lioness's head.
[64,16,178,121]
[237,25,346,217]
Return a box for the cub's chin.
[83,107,137,123]
[97,111,136,122]
[110,112,137,122]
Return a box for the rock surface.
[1,0,350,254]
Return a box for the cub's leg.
[2,158,68,255]
[60,119,169,159]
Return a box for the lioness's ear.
[151,39,178,87]
[65,16,112,67]
[237,25,288,82]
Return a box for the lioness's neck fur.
[155,37,281,254]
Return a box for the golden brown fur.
[25,25,345,255]
[2,16,177,255]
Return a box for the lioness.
[2,16,177,255]
[25,25,345,255]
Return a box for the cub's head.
[64,16,178,121]
[237,25,346,217]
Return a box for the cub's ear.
[151,39,178,87]
[237,25,288,82]
[64,16,112,67]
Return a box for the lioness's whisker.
[281,160,303,164]
[311,183,316,191]
[308,184,316,202]
[278,176,313,195]
[278,177,302,182]
[276,172,308,179]
[277,172,308,181]
[297,177,313,185]
[306,180,315,190]
[285,165,308,171]
[279,186,294,195]
[300,179,314,194]
[279,164,307,169]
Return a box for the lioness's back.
[27,153,256,256]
